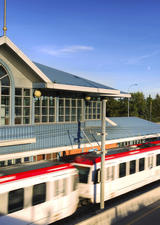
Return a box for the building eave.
[100,92,131,98]
[46,82,120,95]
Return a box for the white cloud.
[125,50,160,65]
[38,45,94,56]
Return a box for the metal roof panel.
[35,62,117,90]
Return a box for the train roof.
[0,160,75,184]
[74,141,160,165]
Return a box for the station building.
[0,36,160,167]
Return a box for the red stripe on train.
[74,144,160,165]
[0,163,75,184]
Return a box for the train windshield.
[74,166,90,183]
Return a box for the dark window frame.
[139,158,145,171]
[8,188,24,213]
[156,154,160,166]
[32,183,46,206]
[130,160,136,174]
[119,162,126,178]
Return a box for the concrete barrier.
[76,185,160,225]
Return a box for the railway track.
[52,179,160,225]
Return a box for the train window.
[106,166,115,180]
[60,179,65,196]
[148,156,153,169]
[61,178,67,196]
[63,178,67,195]
[106,167,109,180]
[15,158,21,164]
[54,180,59,196]
[119,163,126,178]
[7,160,12,166]
[92,169,100,184]
[72,174,79,191]
[24,157,30,162]
[0,161,5,167]
[8,188,24,213]
[32,183,46,206]
[74,166,90,183]
[139,158,145,171]
[156,154,160,166]
[130,160,136,174]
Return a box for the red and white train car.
[73,141,160,203]
[0,161,79,225]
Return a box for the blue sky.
[0,0,160,97]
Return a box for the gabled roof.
[35,62,116,90]
[35,62,128,96]
[0,36,129,96]
[0,36,51,83]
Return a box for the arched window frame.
[0,60,15,126]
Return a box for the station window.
[15,88,31,124]
[85,101,101,120]
[34,96,56,123]
[119,162,126,178]
[130,160,136,174]
[139,158,145,171]
[8,188,24,213]
[32,183,46,205]
[0,65,10,125]
[59,98,83,122]
[156,154,160,166]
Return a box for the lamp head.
[34,90,41,98]
[85,96,91,101]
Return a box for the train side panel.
[0,164,79,224]
[74,148,160,203]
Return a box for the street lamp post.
[100,98,107,209]
[128,97,130,117]
[149,98,152,121]
[128,83,138,117]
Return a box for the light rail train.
[73,140,160,203]
[0,140,160,224]
[0,161,79,224]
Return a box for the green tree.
[145,95,152,121]
[106,98,119,116]
[152,94,160,122]
[105,92,160,122]
[129,92,146,118]
[118,98,128,116]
